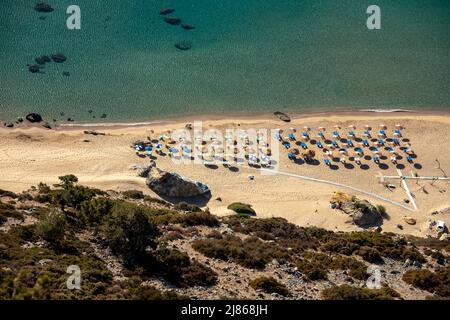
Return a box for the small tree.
[57,175,79,189]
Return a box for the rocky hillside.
[0,176,449,300]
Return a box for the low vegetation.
[227,202,256,215]
[321,285,400,300]
[0,176,446,300]
[249,277,289,296]
[402,267,450,298]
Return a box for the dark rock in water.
[100,113,107,118]
[88,110,93,114]
[39,16,47,20]
[4,122,14,128]
[67,117,74,122]
[62,71,70,77]
[175,41,192,51]
[145,166,210,197]
[53,119,57,122]
[42,122,52,129]
[35,2,54,13]
[159,8,175,15]
[60,112,65,116]
[26,113,43,123]
[17,117,24,123]
[28,65,41,73]
[35,55,51,65]
[164,16,181,25]
[51,53,67,63]
[181,23,195,30]
[274,111,291,122]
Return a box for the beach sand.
[1,111,449,237]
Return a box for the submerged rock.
[28,65,41,73]
[145,166,210,197]
[35,2,54,13]
[35,55,51,65]
[62,71,70,77]
[159,8,175,15]
[164,16,181,25]
[175,41,192,51]
[25,113,43,123]
[181,23,195,30]
[274,111,291,122]
[51,53,67,63]
[42,122,52,129]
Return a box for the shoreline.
[2,109,450,132]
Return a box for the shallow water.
[1,0,449,122]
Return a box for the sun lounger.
[332,141,338,148]
[347,140,353,147]
[394,130,402,137]
[324,159,331,166]
[363,140,369,147]
[316,141,323,148]
[333,131,340,138]
[288,153,296,160]
[288,133,295,140]
[373,156,380,164]
[363,131,371,137]
[300,142,307,149]
[406,155,413,163]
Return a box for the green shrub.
[227,202,256,215]
[36,211,66,245]
[192,235,288,270]
[122,190,144,200]
[156,248,218,287]
[79,198,115,226]
[0,189,17,198]
[402,268,450,297]
[101,202,159,265]
[171,212,220,227]
[357,246,383,264]
[250,277,289,296]
[322,285,400,300]
[174,202,201,212]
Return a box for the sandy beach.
[1,111,449,237]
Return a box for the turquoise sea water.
[1,0,449,122]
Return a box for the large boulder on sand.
[145,167,210,197]
[274,111,291,122]
[332,193,383,227]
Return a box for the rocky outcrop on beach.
[3,122,14,128]
[331,193,383,228]
[274,111,291,122]
[25,113,43,123]
[144,166,210,197]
